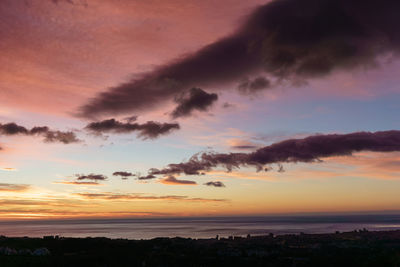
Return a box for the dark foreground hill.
[1,230,400,267]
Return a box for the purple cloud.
[79,0,400,118]
[148,130,400,176]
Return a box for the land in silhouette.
[1,229,400,266]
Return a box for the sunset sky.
[1,0,400,219]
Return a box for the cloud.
[171,88,218,118]
[137,174,156,180]
[228,138,261,150]
[0,122,80,144]
[75,192,225,202]
[53,181,103,186]
[0,123,29,135]
[0,183,31,192]
[238,76,271,94]
[148,130,400,176]
[123,115,138,123]
[51,0,87,7]
[75,174,108,181]
[113,171,135,179]
[204,181,226,187]
[159,175,197,185]
[79,0,400,118]
[42,131,80,144]
[0,208,167,218]
[85,119,180,139]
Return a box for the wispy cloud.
[75,192,226,202]
[0,167,17,172]
[227,138,261,150]
[53,181,103,186]
[0,183,31,192]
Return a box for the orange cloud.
[0,208,170,219]
[0,167,17,171]
[0,183,31,192]
[75,192,225,202]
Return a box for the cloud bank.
[79,0,400,118]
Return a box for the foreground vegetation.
[1,230,400,266]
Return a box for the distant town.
[1,229,400,266]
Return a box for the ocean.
[1,214,400,239]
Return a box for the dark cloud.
[137,174,156,180]
[229,139,261,150]
[75,174,108,181]
[123,115,138,123]
[238,76,271,94]
[113,171,134,179]
[160,175,197,185]
[204,181,226,187]
[85,119,180,139]
[171,88,218,118]
[0,122,80,144]
[148,130,400,176]
[0,123,29,135]
[51,0,87,7]
[0,183,31,192]
[79,0,400,118]
[42,131,80,144]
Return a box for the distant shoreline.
[1,230,400,266]
[1,214,400,240]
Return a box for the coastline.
[1,214,400,239]
[1,229,400,266]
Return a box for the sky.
[1,0,400,219]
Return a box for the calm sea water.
[1,215,400,239]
